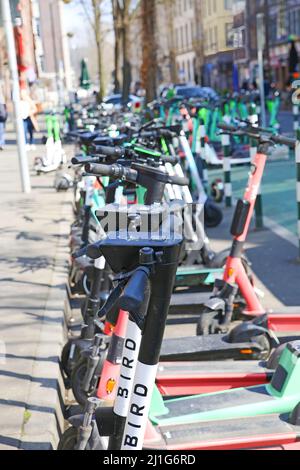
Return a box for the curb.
[18,191,72,450]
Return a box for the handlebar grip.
[118,268,150,313]
[272,135,296,148]
[92,145,125,158]
[218,122,237,132]
[161,155,180,165]
[139,130,157,139]
[139,118,160,132]
[168,174,190,186]
[72,155,100,165]
[85,163,113,176]
[159,129,176,139]
[85,163,138,183]
[164,124,182,135]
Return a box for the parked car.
[175,85,219,101]
[102,94,143,112]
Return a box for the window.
[225,23,234,47]
[186,23,189,47]
[214,25,218,50]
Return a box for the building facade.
[268,0,300,88]
[172,0,198,84]
[232,0,263,88]
[0,0,72,103]
[232,0,300,90]
[202,0,235,90]
[38,0,72,91]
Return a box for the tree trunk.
[121,0,132,103]
[114,31,121,93]
[92,0,105,102]
[112,0,121,93]
[165,0,177,83]
[141,0,157,103]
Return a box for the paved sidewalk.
[0,142,73,449]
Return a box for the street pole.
[50,0,61,108]
[257,13,267,128]
[1,0,31,193]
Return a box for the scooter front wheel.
[61,340,73,377]
[71,358,98,406]
[251,334,271,360]
[57,426,78,450]
[204,200,223,228]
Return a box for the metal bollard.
[199,119,208,191]
[221,132,232,208]
[296,130,300,259]
[293,104,300,132]
[291,105,300,160]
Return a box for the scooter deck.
[160,334,262,361]
[156,361,273,396]
[169,291,214,315]
[151,385,275,426]
[175,266,221,287]
[146,413,300,450]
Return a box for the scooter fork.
[75,397,101,451]
[81,334,109,394]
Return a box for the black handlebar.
[218,122,238,133]
[218,122,297,148]
[85,161,189,188]
[92,145,126,158]
[85,163,138,183]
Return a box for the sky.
[63,1,113,47]
[63,1,88,44]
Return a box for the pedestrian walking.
[0,85,8,150]
[20,89,39,151]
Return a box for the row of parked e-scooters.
[56,93,300,451]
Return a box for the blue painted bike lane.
[209,158,298,237]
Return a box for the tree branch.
[78,0,95,32]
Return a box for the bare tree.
[74,0,106,101]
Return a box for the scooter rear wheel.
[197,313,271,359]
[196,309,223,336]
